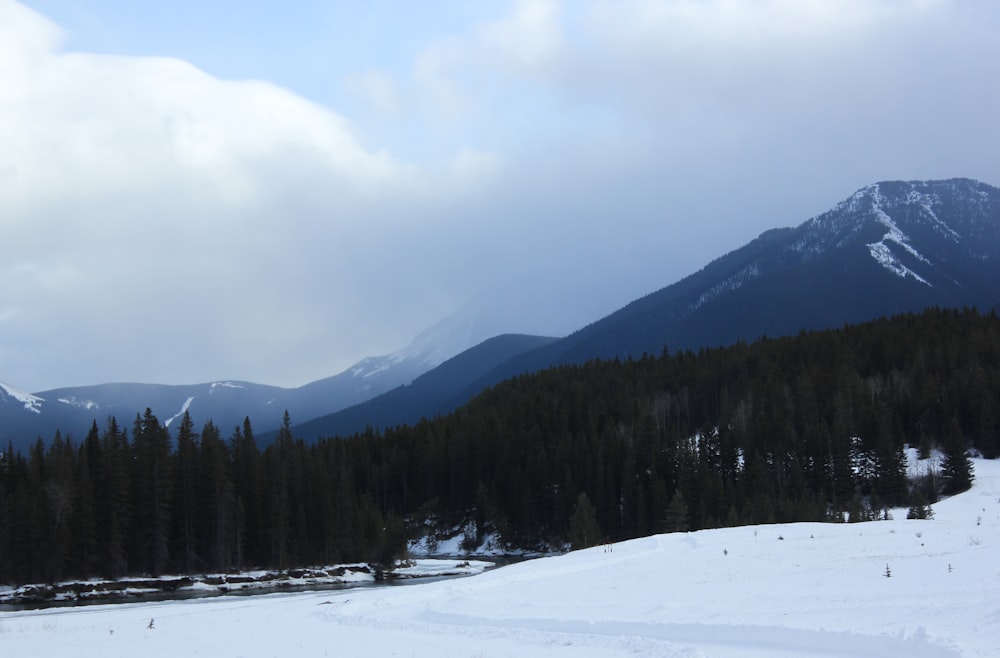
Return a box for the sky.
[2,0,999,392]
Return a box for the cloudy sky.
[2,0,999,392]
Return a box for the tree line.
[0,307,992,586]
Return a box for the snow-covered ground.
[2,459,998,657]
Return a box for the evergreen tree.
[266,411,294,568]
[0,443,11,582]
[940,420,974,495]
[906,489,934,519]
[569,492,601,549]
[132,409,172,576]
[230,418,266,568]
[98,416,131,578]
[44,432,77,582]
[663,489,689,533]
[172,411,200,572]
[70,431,98,577]
[198,421,233,572]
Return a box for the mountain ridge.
[294,177,1000,439]
[0,311,547,450]
[3,177,998,445]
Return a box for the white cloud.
[450,147,501,180]
[346,69,401,117]
[2,0,999,393]
[480,0,564,75]
[0,2,455,390]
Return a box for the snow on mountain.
[348,307,510,385]
[691,262,762,311]
[0,380,44,414]
[867,239,930,285]
[688,179,986,313]
[863,183,931,284]
[905,187,962,242]
[780,178,999,289]
[3,457,997,656]
[163,397,195,428]
[56,396,100,411]
[209,381,245,393]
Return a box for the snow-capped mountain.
[302,306,507,404]
[528,177,1000,367]
[4,178,998,446]
[293,178,1000,438]
[777,178,997,290]
[283,333,559,441]
[0,309,517,451]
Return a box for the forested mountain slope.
[298,178,1000,438]
[1,307,993,584]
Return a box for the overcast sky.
[3,0,999,392]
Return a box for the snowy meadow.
[2,458,998,657]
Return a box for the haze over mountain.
[5,1,1000,396]
[0,310,542,451]
[297,177,1000,439]
[2,177,998,447]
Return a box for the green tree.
[98,416,131,578]
[172,411,200,572]
[198,421,234,572]
[569,492,601,549]
[132,409,172,576]
[940,419,974,495]
[231,418,264,568]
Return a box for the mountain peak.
[348,306,516,382]
[792,178,999,283]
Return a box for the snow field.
[2,459,998,657]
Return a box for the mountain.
[5,178,998,446]
[298,177,1000,438]
[281,333,559,441]
[0,310,514,452]
[498,177,999,367]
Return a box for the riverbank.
[0,559,494,609]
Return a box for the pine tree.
[231,418,263,568]
[198,421,233,572]
[0,443,11,582]
[906,488,933,519]
[569,492,601,549]
[71,431,98,578]
[172,411,200,572]
[940,419,974,495]
[266,411,294,568]
[44,431,76,582]
[99,416,132,578]
[132,409,172,576]
[663,489,689,533]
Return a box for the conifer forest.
[0,307,993,586]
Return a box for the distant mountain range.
[294,178,1000,438]
[0,311,535,451]
[3,178,998,448]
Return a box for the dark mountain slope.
[283,333,559,440]
[461,178,1000,385]
[300,178,1000,439]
